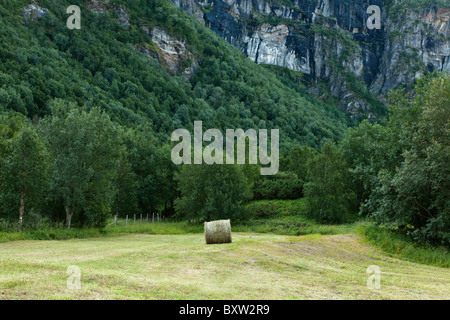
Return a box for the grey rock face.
[171,0,450,118]
[86,0,108,14]
[116,6,131,29]
[141,27,198,78]
[87,0,130,29]
[172,0,206,24]
[22,2,49,22]
[371,7,450,95]
[244,23,311,73]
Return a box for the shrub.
[252,172,303,200]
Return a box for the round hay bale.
[204,219,232,244]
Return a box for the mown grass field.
[1,232,449,300]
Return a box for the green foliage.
[127,130,178,215]
[287,145,318,181]
[42,102,121,229]
[252,172,303,200]
[175,164,251,221]
[244,199,306,219]
[237,199,361,235]
[0,220,203,243]
[0,112,51,230]
[304,141,355,223]
[339,120,392,211]
[112,143,139,218]
[347,73,450,246]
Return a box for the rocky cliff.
[171,0,450,118]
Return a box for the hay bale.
[204,219,232,244]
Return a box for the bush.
[244,199,306,219]
[252,172,303,200]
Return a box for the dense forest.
[0,0,448,247]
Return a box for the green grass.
[360,225,450,268]
[110,221,203,234]
[0,228,105,242]
[1,233,449,299]
[0,222,203,243]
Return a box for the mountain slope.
[0,0,349,153]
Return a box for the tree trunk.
[18,184,25,233]
[65,205,73,230]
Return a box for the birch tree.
[0,113,50,232]
[43,102,120,229]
